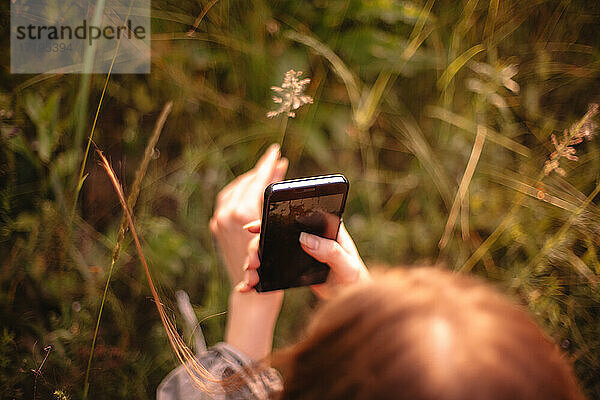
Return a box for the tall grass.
[83,101,173,398]
[95,148,220,393]
[1,0,599,398]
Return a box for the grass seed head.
[267,69,313,118]
[544,103,599,176]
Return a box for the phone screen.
[258,193,345,291]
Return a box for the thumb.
[272,158,288,183]
[299,232,360,283]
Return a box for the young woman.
[158,144,584,400]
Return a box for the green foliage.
[1,0,600,398]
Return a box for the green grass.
[1,0,600,398]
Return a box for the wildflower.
[266,69,313,118]
[544,103,599,176]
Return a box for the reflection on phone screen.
[260,193,344,290]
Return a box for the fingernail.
[299,232,319,250]
[242,263,249,271]
[270,143,280,154]
[242,220,260,230]
[234,281,249,292]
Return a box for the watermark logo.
[11,0,150,74]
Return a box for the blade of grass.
[566,250,599,285]
[385,96,454,208]
[426,105,531,157]
[483,0,499,63]
[527,180,600,271]
[485,170,579,213]
[83,102,173,399]
[284,30,361,111]
[150,9,195,24]
[70,0,135,228]
[439,124,486,249]
[354,0,435,131]
[188,0,221,35]
[73,0,106,154]
[442,0,480,123]
[458,195,523,273]
[437,44,485,91]
[96,149,226,394]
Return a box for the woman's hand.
[240,221,370,299]
[210,144,288,284]
[209,144,287,361]
[299,223,371,299]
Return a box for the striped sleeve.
[157,343,283,400]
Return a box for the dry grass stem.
[188,0,220,36]
[84,102,173,398]
[527,180,600,271]
[461,104,600,272]
[96,149,222,393]
[70,0,136,229]
[439,125,486,249]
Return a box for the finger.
[251,145,282,191]
[245,269,259,287]
[253,143,280,173]
[310,283,331,299]
[209,216,218,234]
[272,158,289,183]
[257,157,289,212]
[235,269,260,292]
[217,144,280,206]
[246,236,261,270]
[228,144,280,204]
[337,222,360,258]
[242,220,261,233]
[234,279,252,293]
[299,232,360,282]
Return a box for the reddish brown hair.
[275,267,584,400]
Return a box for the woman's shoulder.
[157,342,283,400]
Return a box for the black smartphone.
[256,174,349,292]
